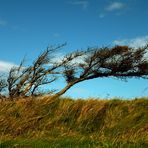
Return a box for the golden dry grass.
[0,97,148,145]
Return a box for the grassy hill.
[0,97,148,147]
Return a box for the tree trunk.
[50,79,82,99]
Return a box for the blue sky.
[0,0,148,99]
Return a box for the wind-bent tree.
[0,44,148,99]
[52,45,148,98]
[0,44,85,99]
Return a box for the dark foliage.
[0,44,148,99]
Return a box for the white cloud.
[69,0,89,9]
[99,2,126,19]
[114,35,148,48]
[106,2,126,11]
[0,61,17,72]
[0,19,7,26]
[51,53,65,63]
[52,52,86,65]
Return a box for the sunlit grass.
[0,97,148,147]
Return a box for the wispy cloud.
[99,1,127,18]
[106,2,126,11]
[114,35,148,48]
[0,61,17,73]
[69,0,89,10]
[0,19,7,26]
[52,52,86,66]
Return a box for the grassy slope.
[0,97,148,147]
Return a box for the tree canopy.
[0,44,148,100]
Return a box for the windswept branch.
[52,44,148,98]
[1,44,148,99]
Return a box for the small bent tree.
[1,44,85,99]
[0,44,148,99]
[6,48,58,99]
[52,44,148,98]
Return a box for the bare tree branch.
[1,44,148,100]
[52,44,148,98]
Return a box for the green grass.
[0,97,148,147]
[1,138,148,148]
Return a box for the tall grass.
[0,97,148,147]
